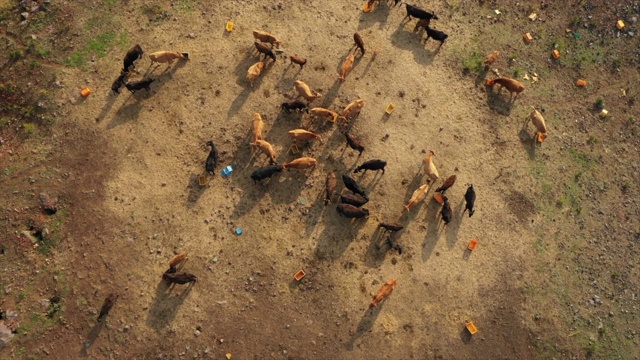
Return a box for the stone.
[0,321,14,348]
[39,192,58,214]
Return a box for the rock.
[21,12,29,20]
[39,192,58,214]
[0,321,14,348]
[187,33,196,39]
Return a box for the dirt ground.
[1,0,639,359]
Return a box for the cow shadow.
[476,66,492,84]
[314,207,369,260]
[485,86,515,116]
[146,280,193,331]
[445,198,465,249]
[389,24,437,66]
[106,99,143,129]
[518,126,537,160]
[346,304,384,350]
[270,171,309,205]
[320,79,343,109]
[95,91,120,123]
[185,173,207,209]
[78,320,105,357]
[422,199,442,261]
[358,2,392,31]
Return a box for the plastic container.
[294,270,306,281]
[468,239,478,251]
[466,320,478,334]
[385,103,396,114]
[225,21,234,32]
[221,165,233,177]
[616,20,625,30]
[235,227,243,235]
[523,33,533,43]
[289,144,299,155]
[576,79,587,87]
[599,109,608,117]
[80,88,91,97]
[552,50,561,59]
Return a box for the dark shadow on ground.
[460,326,473,344]
[422,198,443,261]
[518,126,537,160]
[185,173,207,209]
[95,92,119,123]
[389,23,439,66]
[486,85,515,116]
[145,280,193,331]
[445,198,465,249]
[78,320,105,357]
[346,304,384,350]
[314,203,369,260]
[357,2,391,31]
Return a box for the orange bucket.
[466,320,478,334]
[80,88,91,97]
[523,33,533,42]
[576,79,587,87]
[552,50,561,59]
[294,270,305,281]
[468,239,478,250]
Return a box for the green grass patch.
[176,0,200,12]
[65,14,128,69]
[568,148,595,169]
[22,122,37,134]
[461,49,485,74]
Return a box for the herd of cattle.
[94,1,551,321]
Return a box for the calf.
[205,141,218,175]
[149,51,188,65]
[338,53,355,83]
[325,171,337,205]
[354,159,387,175]
[340,193,369,207]
[344,132,365,154]
[111,71,129,94]
[97,293,118,322]
[125,78,155,92]
[403,4,438,23]
[252,30,281,47]
[441,195,453,224]
[283,157,317,170]
[336,203,369,219]
[281,100,309,113]
[464,184,476,217]
[424,26,448,47]
[342,174,367,199]
[353,33,366,55]
[290,55,307,69]
[254,41,276,62]
[485,77,525,101]
[293,80,322,103]
[251,165,284,183]
[378,222,404,233]
[162,272,197,285]
[246,61,265,87]
[123,44,143,72]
